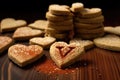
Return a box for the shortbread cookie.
[50,42,85,68]
[1,18,27,32]
[48,19,73,26]
[8,44,43,67]
[46,12,73,21]
[76,32,104,39]
[13,27,43,40]
[70,2,84,12]
[75,15,104,23]
[29,37,56,49]
[77,8,102,18]
[76,26,104,34]
[104,26,120,35]
[49,4,71,15]
[45,33,68,40]
[94,34,120,51]
[74,22,103,29]
[48,25,73,30]
[28,20,47,31]
[45,28,69,34]
[0,36,14,55]
[70,38,94,50]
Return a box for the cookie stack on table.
[71,2,104,39]
[45,4,74,40]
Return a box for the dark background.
[0,0,120,25]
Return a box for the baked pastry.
[28,20,48,31]
[13,27,43,40]
[0,36,14,55]
[29,37,56,49]
[70,38,94,50]
[1,18,27,32]
[49,4,71,16]
[75,15,104,24]
[8,44,44,67]
[104,26,120,36]
[94,34,120,51]
[50,41,85,68]
[77,8,102,18]
[70,2,84,12]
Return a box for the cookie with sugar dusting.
[8,44,44,67]
[69,38,94,50]
[0,36,14,55]
[29,37,56,49]
[94,34,120,51]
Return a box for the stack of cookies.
[71,2,104,39]
[45,4,74,40]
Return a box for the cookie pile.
[71,2,104,39]
[45,4,74,40]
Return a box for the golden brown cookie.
[13,27,43,40]
[104,26,120,36]
[0,36,14,55]
[75,15,104,23]
[75,26,104,34]
[94,34,120,51]
[8,44,44,67]
[48,19,73,26]
[75,32,104,39]
[28,20,48,31]
[77,8,102,18]
[70,2,84,12]
[49,4,71,16]
[70,38,94,50]
[46,12,73,21]
[50,41,85,68]
[1,18,27,32]
[29,37,56,49]
[74,22,103,29]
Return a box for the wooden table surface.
[0,9,120,80]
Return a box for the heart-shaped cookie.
[104,26,120,35]
[8,44,43,67]
[0,36,14,55]
[50,42,85,68]
[94,34,120,51]
[78,8,102,18]
[13,27,43,40]
[28,20,47,31]
[29,37,56,49]
[69,38,94,50]
[1,18,27,32]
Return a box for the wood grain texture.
[0,48,120,80]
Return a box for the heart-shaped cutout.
[0,36,13,55]
[13,27,43,40]
[29,37,56,49]
[94,34,120,51]
[1,18,27,32]
[28,20,47,31]
[104,26,120,36]
[8,44,43,67]
[50,42,85,68]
